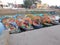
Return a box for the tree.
[23,0,38,8]
[32,0,37,3]
[24,0,32,8]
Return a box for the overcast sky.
[0,0,23,4]
[0,0,60,6]
[42,0,60,6]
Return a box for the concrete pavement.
[9,25,60,45]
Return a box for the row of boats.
[0,14,60,34]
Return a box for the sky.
[42,0,60,6]
[0,0,60,6]
[0,0,23,4]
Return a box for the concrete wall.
[0,9,60,16]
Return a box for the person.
[0,21,6,35]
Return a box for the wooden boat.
[42,14,52,27]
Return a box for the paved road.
[9,25,60,45]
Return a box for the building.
[0,0,23,9]
[0,1,9,9]
[35,0,49,9]
[8,3,22,8]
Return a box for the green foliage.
[23,0,38,8]
[24,0,32,8]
